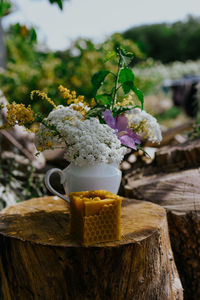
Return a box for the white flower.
[35,105,127,166]
[126,108,162,144]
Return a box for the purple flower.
[103,110,140,150]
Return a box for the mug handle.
[44,168,70,203]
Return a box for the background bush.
[123,15,200,63]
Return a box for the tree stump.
[154,137,200,171]
[124,168,200,206]
[124,140,200,300]
[0,196,183,300]
[167,208,200,300]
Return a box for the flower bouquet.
[0,47,162,198]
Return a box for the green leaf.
[120,47,134,58]
[48,0,63,9]
[122,56,133,66]
[116,47,135,66]
[119,68,134,84]
[121,81,133,94]
[30,28,37,42]
[105,51,117,62]
[91,70,110,95]
[112,105,140,117]
[132,84,144,109]
[96,94,112,106]
[0,1,11,17]
[86,106,105,119]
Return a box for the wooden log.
[145,120,193,148]
[123,137,200,176]
[0,196,183,300]
[124,168,200,207]
[154,137,200,171]
[124,168,200,300]
[167,209,200,300]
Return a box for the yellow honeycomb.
[69,190,122,245]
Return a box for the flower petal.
[103,110,116,129]
[126,128,141,144]
[119,134,137,150]
[116,114,128,132]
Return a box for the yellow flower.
[29,127,39,134]
[90,98,96,108]
[45,141,53,149]
[42,131,52,137]
[71,91,77,99]
[71,104,87,118]
[31,90,57,109]
[37,146,44,152]
[58,85,88,109]
[20,25,28,37]
[30,123,39,133]
[129,119,148,137]
[118,95,135,107]
[58,85,71,99]
[5,102,34,128]
[67,96,73,105]
[78,95,84,102]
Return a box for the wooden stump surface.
[0,196,172,246]
[0,196,183,300]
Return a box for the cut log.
[124,167,200,300]
[145,121,193,148]
[0,196,183,300]
[124,168,200,207]
[167,210,200,300]
[122,137,200,176]
[154,137,200,171]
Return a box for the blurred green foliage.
[0,0,65,17]
[48,0,64,9]
[0,0,11,17]
[155,106,181,122]
[124,15,200,63]
[0,24,143,114]
[1,20,200,117]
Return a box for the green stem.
[116,84,122,92]
[112,54,122,110]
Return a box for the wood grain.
[124,139,200,300]
[125,168,200,209]
[0,196,183,300]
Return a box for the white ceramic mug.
[44,162,122,203]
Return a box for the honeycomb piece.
[69,190,122,246]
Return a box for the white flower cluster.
[35,105,127,166]
[126,108,162,144]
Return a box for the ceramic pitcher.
[45,162,122,202]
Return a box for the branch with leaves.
[86,47,144,121]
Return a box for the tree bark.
[125,172,200,300]
[154,137,200,171]
[167,210,200,300]
[0,196,183,300]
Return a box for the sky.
[2,0,200,50]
